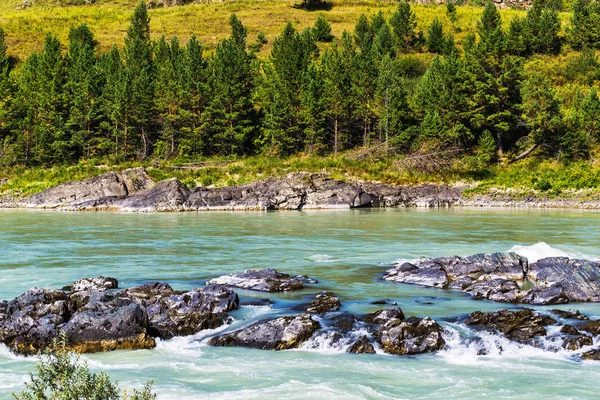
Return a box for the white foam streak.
[509,242,599,263]
[308,254,335,263]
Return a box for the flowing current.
[1,208,600,399]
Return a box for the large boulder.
[464,309,556,343]
[61,293,155,353]
[375,316,445,355]
[384,253,528,289]
[119,178,190,212]
[26,168,154,208]
[208,314,320,350]
[205,269,304,292]
[128,284,239,339]
[0,289,73,355]
[303,292,341,314]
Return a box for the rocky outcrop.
[0,277,239,355]
[0,289,73,355]
[372,308,445,355]
[464,309,556,343]
[21,171,466,211]
[303,292,341,314]
[26,168,154,209]
[128,284,239,338]
[208,314,320,350]
[384,253,600,305]
[205,269,305,292]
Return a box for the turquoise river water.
[1,208,600,399]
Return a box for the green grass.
[0,0,532,60]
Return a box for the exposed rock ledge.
[384,253,600,305]
[15,168,465,211]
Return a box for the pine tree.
[370,11,386,37]
[124,1,155,159]
[581,86,600,142]
[446,2,458,26]
[202,14,257,156]
[373,23,395,61]
[375,54,412,150]
[98,46,128,159]
[568,0,600,50]
[300,62,328,153]
[322,32,356,154]
[477,2,505,56]
[0,28,13,145]
[389,1,421,53]
[64,24,100,160]
[354,14,372,50]
[154,36,186,159]
[312,14,333,42]
[506,16,529,56]
[525,1,562,54]
[516,73,562,161]
[426,17,446,54]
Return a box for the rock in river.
[384,252,600,305]
[205,268,305,292]
[208,314,320,350]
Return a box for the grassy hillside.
[0,0,534,59]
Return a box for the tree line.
[0,0,600,167]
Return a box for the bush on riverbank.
[13,335,156,400]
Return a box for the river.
[1,208,599,399]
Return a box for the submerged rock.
[206,269,304,292]
[208,314,320,350]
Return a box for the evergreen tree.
[312,14,333,42]
[322,32,356,154]
[426,17,446,54]
[124,1,155,159]
[354,14,372,50]
[300,62,328,153]
[568,0,600,50]
[64,24,100,160]
[389,1,422,53]
[581,86,600,143]
[446,2,458,26]
[370,11,386,37]
[0,27,16,165]
[525,1,562,54]
[506,16,529,56]
[154,36,186,159]
[516,73,562,161]
[202,14,256,156]
[477,2,505,56]
[373,23,395,60]
[375,54,412,150]
[98,46,128,159]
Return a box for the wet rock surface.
[206,269,305,292]
[208,314,321,350]
[464,309,556,343]
[375,315,446,355]
[384,252,600,305]
[303,292,341,314]
[0,277,239,355]
[22,171,465,211]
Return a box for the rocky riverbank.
[2,167,600,211]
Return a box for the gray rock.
[363,308,406,325]
[562,335,593,351]
[206,269,304,292]
[304,292,341,314]
[582,349,600,360]
[119,178,190,212]
[208,314,320,350]
[68,276,119,293]
[0,289,73,355]
[347,335,376,354]
[464,309,556,344]
[61,294,155,352]
[551,309,590,321]
[128,284,239,339]
[375,316,445,355]
[27,168,154,208]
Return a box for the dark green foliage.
[446,2,459,25]
[202,14,257,156]
[507,1,562,56]
[565,46,600,83]
[568,0,600,50]
[477,2,505,56]
[426,17,456,55]
[300,62,328,153]
[312,14,333,42]
[13,335,156,400]
[477,130,497,164]
[389,1,422,53]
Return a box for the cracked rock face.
[375,316,446,355]
[208,314,321,350]
[205,269,304,292]
[384,253,600,305]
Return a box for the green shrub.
[13,335,156,400]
